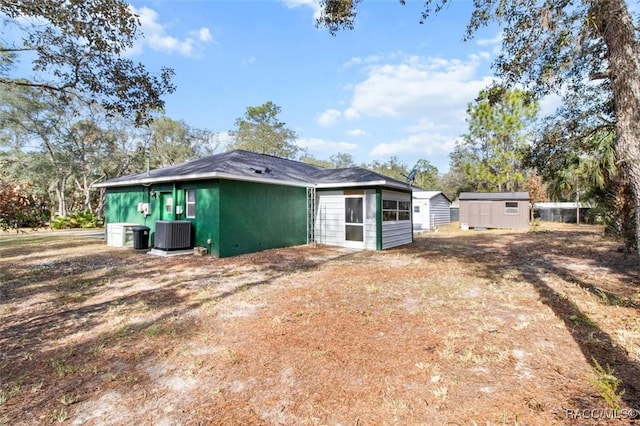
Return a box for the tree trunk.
[95,187,106,219]
[53,184,65,217]
[78,174,93,214]
[599,0,640,256]
[59,176,67,217]
[576,189,580,225]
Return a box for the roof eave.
[315,180,411,190]
[93,172,411,191]
[92,172,311,189]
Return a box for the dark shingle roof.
[94,150,411,190]
[312,167,409,187]
[458,192,530,201]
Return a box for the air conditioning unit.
[154,220,192,250]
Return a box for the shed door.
[470,201,491,227]
[344,196,364,247]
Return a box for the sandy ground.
[1,223,639,425]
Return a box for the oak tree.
[0,0,175,125]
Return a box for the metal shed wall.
[430,194,451,227]
[459,197,529,229]
[413,192,451,230]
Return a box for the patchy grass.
[589,359,625,410]
[0,224,639,425]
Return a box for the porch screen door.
[345,197,364,242]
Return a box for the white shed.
[412,191,451,230]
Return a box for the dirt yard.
[1,223,639,425]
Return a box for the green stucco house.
[94,150,414,257]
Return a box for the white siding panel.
[382,222,413,249]
[381,190,413,249]
[383,190,410,202]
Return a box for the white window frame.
[505,201,519,215]
[382,199,411,222]
[382,199,398,221]
[398,200,411,221]
[186,189,196,218]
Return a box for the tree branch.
[0,78,70,92]
[0,47,38,53]
[590,71,610,80]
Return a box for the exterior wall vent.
[154,220,192,250]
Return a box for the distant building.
[533,202,592,223]
[412,191,451,230]
[459,192,530,230]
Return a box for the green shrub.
[51,212,103,229]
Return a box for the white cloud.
[476,32,503,47]
[538,92,563,117]
[282,0,322,20]
[343,53,387,68]
[315,108,342,127]
[196,27,213,43]
[470,52,492,61]
[344,57,363,67]
[297,137,358,152]
[128,6,213,57]
[216,131,234,147]
[370,133,459,158]
[346,129,368,137]
[345,54,494,132]
[344,107,360,120]
[311,50,497,167]
[242,55,257,65]
[476,32,503,55]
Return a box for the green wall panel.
[105,186,149,225]
[176,182,220,257]
[218,180,307,257]
[106,179,307,257]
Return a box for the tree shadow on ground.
[0,237,358,424]
[402,226,640,410]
